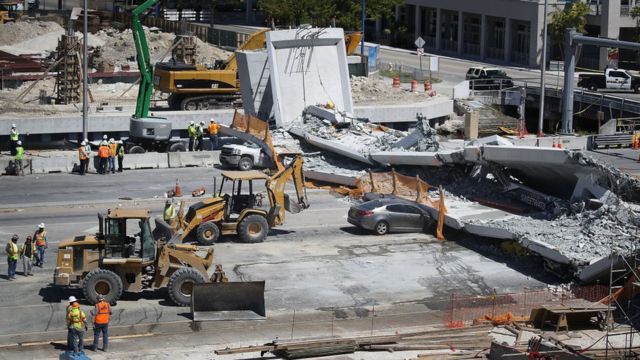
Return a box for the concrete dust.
[0,24,104,56]
[351,75,440,105]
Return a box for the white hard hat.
[84,138,89,142]
[102,141,108,146]
[16,140,22,145]
[210,118,214,122]
[200,121,205,125]
[38,223,45,228]
[103,135,108,140]
[11,123,16,128]
[81,141,86,145]
[190,120,195,125]
[109,138,115,143]
[68,296,77,303]
[118,140,123,144]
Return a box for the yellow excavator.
[163,154,308,245]
[0,1,20,23]
[153,30,362,110]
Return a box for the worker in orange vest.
[78,141,89,175]
[91,294,112,352]
[108,138,117,174]
[33,223,47,267]
[208,118,220,150]
[97,141,110,175]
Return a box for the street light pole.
[82,0,88,141]
[537,0,548,138]
[360,0,365,55]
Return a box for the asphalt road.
[378,46,640,101]
[0,167,552,358]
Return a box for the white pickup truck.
[219,142,272,171]
[578,68,640,93]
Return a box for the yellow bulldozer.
[164,154,308,245]
[153,30,362,110]
[52,208,265,313]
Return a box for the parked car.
[577,68,640,93]
[347,198,434,235]
[465,67,514,90]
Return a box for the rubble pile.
[470,194,640,265]
[92,28,230,68]
[0,21,64,46]
[570,151,640,203]
[350,75,437,105]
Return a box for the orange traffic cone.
[552,138,557,148]
[392,76,400,88]
[633,135,639,150]
[175,179,183,197]
[557,138,563,149]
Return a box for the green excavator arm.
[132,0,159,119]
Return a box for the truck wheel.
[169,143,186,152]
[82,269,123,305]
[167,267,206,306]
[635,84,640,93]
[238,156,253,171]
[237,215,269,243]
[196,221,220,246]
[588,83,598,91]
[128,145,145,154]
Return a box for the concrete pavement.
[0,167,553,358]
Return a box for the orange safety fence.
[445,285,612,328]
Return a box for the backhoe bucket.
[284,194,302,214]
[191,281,266,321]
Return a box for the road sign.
[416,48,424,56]
[414,36,425,49]
[429,56,439,72]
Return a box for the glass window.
[140,219,155,260]
[386,204,405,213]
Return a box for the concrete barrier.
[168,151,219,168]
[124,153,169,170]
[31,155,76,174]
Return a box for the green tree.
[258,0,401,30]
[548,0,590,57]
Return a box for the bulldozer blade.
[284,194,302,214]
[191,281,266,321]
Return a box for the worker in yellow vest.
[66,300,87,354]
[108,138,117,174]
[208,118,220,150]
[195,121,204,151]
[187,121,196,151]
[19,235,35,276]
[34,223,47,267]
[116,140,125,172]
[163,200,177,223]
[91,294,112,352]
[78,141,89,176]
[9,123,19,155]
[5,235,19,280]
[14,140,24,176]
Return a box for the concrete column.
[415,5,422,40]
[435,8,441,50]
[530,18,541,68]
[457,11,463,55]
[504,18,512,63]
[375,17,382,42]
[245,0,253,24]
[480,14,486,59]
[599,0,621,69]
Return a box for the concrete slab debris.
[266,27,353,128]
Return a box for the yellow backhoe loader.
[165,154,308,245]
[52,208,264,314]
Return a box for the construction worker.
[5,235,19,280]
[19,235,35,276]
[83,139,92,174]
[163,199,176,223]
[66,298,87,354]
[187,121,196,151]
[14,140,24,176]
[9,123,19,155]
[97,141,110,175]
[108,138,117,174]
[78,141,89,176]
[116,140,125,172]
[34,223,47,267]
[66,296,76,349]
[208,119,220,150]
[91,294,112,352]
[196,121,205,151]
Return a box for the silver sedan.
[347,199,434,235]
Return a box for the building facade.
[398,0,640,70]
